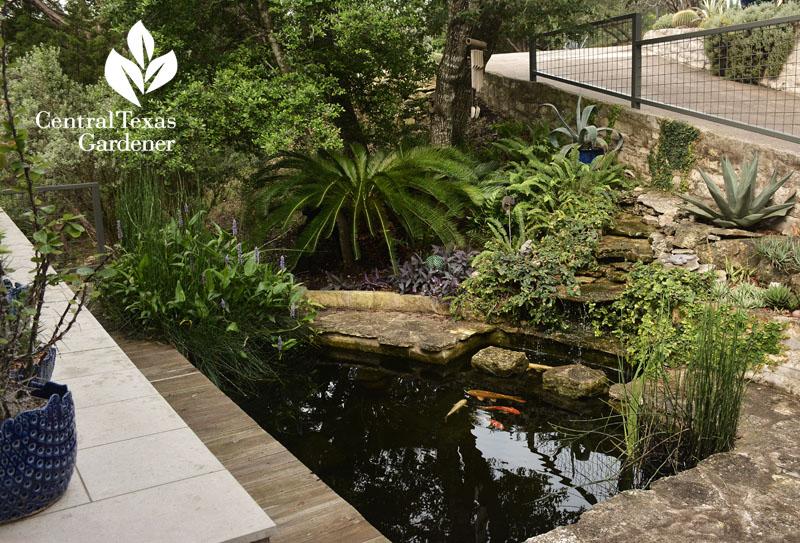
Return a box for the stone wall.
[644,28,708,71]
[479,71,800,232]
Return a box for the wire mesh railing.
[530,13,800,144]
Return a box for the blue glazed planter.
[10,347,57,387]
[0,382,77,524]
[578,148,605,164]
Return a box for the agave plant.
[541,96,623,158]
[252,143,483,273]
[679,153,796,228]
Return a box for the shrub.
[453,208,605,328]
[652,13,676,30]
[484,151,626,237]
[391,245,478,299]
[100,209,315,391]
[704,3,800,84]
[251,143,483,273]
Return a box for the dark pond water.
[240,361,632,543]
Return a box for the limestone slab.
[52,345,137,380]
[77,427,225,500]
[59,368,158,409]
[75,395,186,449]
[42,470,92,514]
[0,470,276,543]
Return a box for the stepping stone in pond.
[542,364,609,399]
[471,346,528,377]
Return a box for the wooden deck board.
[109,331,389,543]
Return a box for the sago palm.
[253,143,483,272]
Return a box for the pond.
[239,360,633,543]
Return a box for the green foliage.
[753,235,800,272]
[104,0,435,146]
[8,0,117,84]
[679,153,796,228]
[704,3,800,84]
[593,262,713,354]
[453,203,609,328]
[763,284,798,310]
[647,119,701,191]
[541,96,624,157]
[100,208,315,392]
[652,13,676,30]
[672,9,701,27]
[726,281,766,309]
[252,143,483,273]
[483,120,555,165]
[619,303,774,482]
[483,152,626,238]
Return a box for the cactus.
[679,152,796,228]
[672,9,701,27]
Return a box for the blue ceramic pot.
[0,382,77,524]
[10,347,57,387]
[578,148,605,164]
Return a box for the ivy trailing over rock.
[647,119,701,191]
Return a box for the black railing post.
[91,183,106,254]
[631,12,642,109]
[529,36,537,82]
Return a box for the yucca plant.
[540,96,623,158]
[252,143,483,273]
[679,153,796,228]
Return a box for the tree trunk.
[333,92,366,144]
[336,214,356,269]
[431,1,504,147]
[431,0,473,147]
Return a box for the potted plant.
[541,96,624,164]
[0,11,110,523]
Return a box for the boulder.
[471,347,528,377]
[542,364,609,399]
[609,213,658,238]
[673,222,713,249]
[596,236,654,263]
[696,238,758,269]
[709,227,763,238]
[637,192,682,216]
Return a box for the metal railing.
[530,13,800,144]
[0,182,107,255]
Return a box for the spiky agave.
[540,96,624,158]
[679,152,796,228]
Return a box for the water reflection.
[242,364,629,543]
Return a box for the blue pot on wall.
[0,381,77,524]
[578,148,605,164]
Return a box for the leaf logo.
[105,21,177,107]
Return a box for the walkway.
[0,211,275,543]
[110,332,389,543]
[487,52,800,154]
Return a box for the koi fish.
[489,419,505,430]
[475,415,505,430]
[445,399,468,421]
[466,390,526,404]
[481,406,521,415]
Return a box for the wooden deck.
[110,332,389,543]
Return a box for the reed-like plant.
[619,303,765,483]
